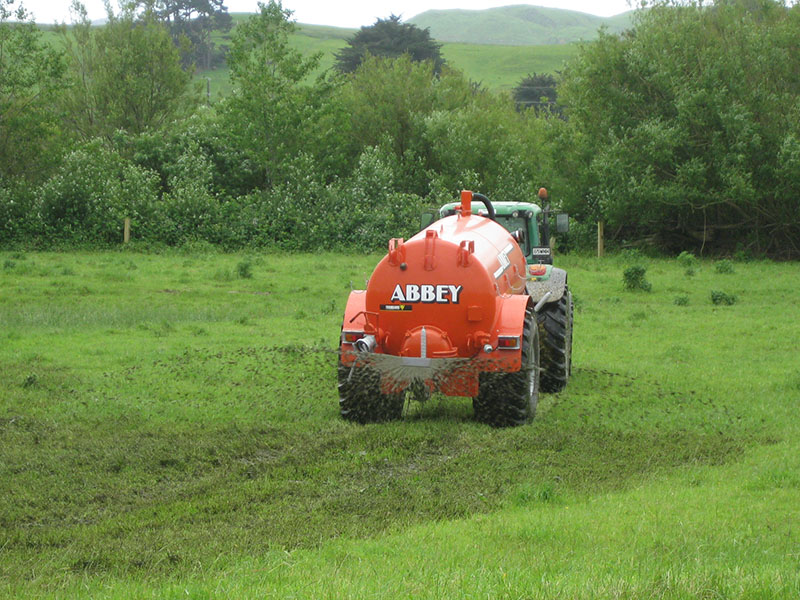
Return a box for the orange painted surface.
[340,192,531,396]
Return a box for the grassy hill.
[40,9,586,99]
[440,41,576,90]
[408,4,635,45]
[202,18,579,97]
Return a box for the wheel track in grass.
[0,346,767,580]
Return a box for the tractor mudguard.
[526,267,567,305]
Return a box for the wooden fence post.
[123,218,130,244]
[597,220,604,258]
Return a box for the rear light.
[342,331,364,344]
[529,265,547,276]
[497,336,520,350]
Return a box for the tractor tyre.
[338,361,405,424]
[473,308,540,427]
[536,285,573,393]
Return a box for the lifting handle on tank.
[457,240,474,267]
[424,230,437,271]
[388,238,406,266]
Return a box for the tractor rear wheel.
[338,362,405,424]
[473,308,540,427]
[537,286,573,393]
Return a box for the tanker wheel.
[536,286,573,393]
[473,308,540,427]
[338,361,405,424]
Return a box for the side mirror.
[420,211,437,230]
[555,213,569,234]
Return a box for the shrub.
[148,141,224,246]
[710,290,737,305]
[236,260,253,279]
[714,259,734,274]
[37,142,160,245]
[623,265,652,292]
[678,250,697,269]
[674,295,689,306]
[0,182,40,245]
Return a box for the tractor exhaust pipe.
[355,335,377,353]
[538,187,551,248]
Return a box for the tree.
[513,72,560,115]
[60,1,199,141]
[340,55,437,160]
[223,1,345,188]
[335,15,444,75]
[0,1,65,180]
[558,0,800,257]
[423,92,552,203]
[152,0,232,70]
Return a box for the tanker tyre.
[338,362,405,424]
[473,308,540,427]
[537,286,573,393]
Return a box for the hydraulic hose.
[471,192,496,221]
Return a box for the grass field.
[1,250,798,598]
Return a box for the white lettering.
[390,284,405,302]
[389,284,464,304]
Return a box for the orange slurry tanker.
[338,190,573,427]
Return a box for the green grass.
[1,250,799,598]
[441,42,577,91]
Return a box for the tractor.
[338,189,573,426]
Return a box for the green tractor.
[434,188,574,392]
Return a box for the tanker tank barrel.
[338,189,573,426]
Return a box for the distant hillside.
[43,14,583,99]
[408,4,635,45]
[208,19,580,97]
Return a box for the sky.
[19,0,638,26]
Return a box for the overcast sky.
[20,0,638,26]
